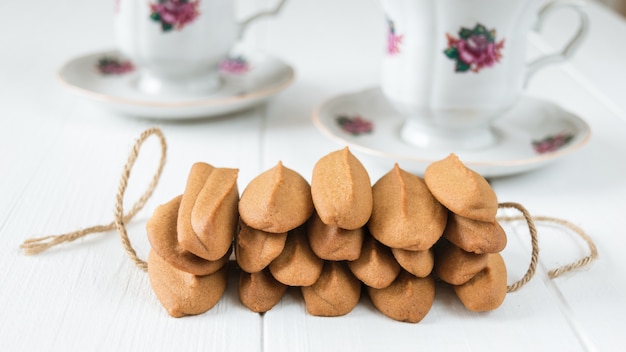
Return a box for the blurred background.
[597,0,626,16]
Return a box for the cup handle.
[239,0,288,36]
[524,0,589,86]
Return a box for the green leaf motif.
[473,24,487,36]
[336,116,350,125]
[444,47,459,59]
[150,12,161,22]
[456,61,471,72]
[459,28,472,39]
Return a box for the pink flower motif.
[388,33,404,55]
[150,0,200,32]
[532,132,575,154]
[386,17,403,55]
[444,24,505,73]
[220,56,250,74]
[337,115,374,136]
[456,36,501,70]
[97,57,134,75]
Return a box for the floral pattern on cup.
[96,57,134,75]
[387,17,403,55]
[444,23,505,73]
[219,56,250,74]
[149,0,200,32]
[337,115,374,136]
[532,132,575,154]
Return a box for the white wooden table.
[1,0,625,351]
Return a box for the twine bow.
[20,127,167,271]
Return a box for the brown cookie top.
[239,161,313,233]
[424,154,498,222]
[311,147,373,230]
[185,167,239,261]
[177,162,215,258]
[369,164,447,250]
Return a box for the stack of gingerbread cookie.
[301,147,373,317]
[145,163,239,317]
[425,154,508,312]
[360,161,449,322]
[237,148,373,317]
[236,161,318,313]
[144,151,509,321]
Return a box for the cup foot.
[135,70,222,97]
[400,119,498,150]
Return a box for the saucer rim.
[312,87,591,172]
[57,49,296,109]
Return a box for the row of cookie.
[144,150,508,320]
[238,217,507,322]
[234,152,359,316]
[235,147,441,275]
[237,224,436,323]
[235,150,508,321]
[234,149,434,322]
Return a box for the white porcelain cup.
[115,0,287,96]
[380,0,588,149]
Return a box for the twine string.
[497,213,598,279]
[20,128,167,272]
[498,202,540,293]
[114,128,167,271]
[19,128,597,289]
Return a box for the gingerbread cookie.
[268,225,324,287]
[443,213,507,254]
[235,220,287,274]
[238,268,287,313]
[347,234,401,289]
[453,253,507,312]
[424,154,498,222]
[434,241,488,285]
[147,250,228,318]
[367,271,435,323]
[307,211,363,261]
[301,261,361,317]
[177,163,213,258]
[369,164,447,250]
[147,195,230,276]
[391,247,434,278]
[239,162,313,233]
[311,147,372,230]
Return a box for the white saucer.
[312,87,591,177]
[58,50,295,119]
